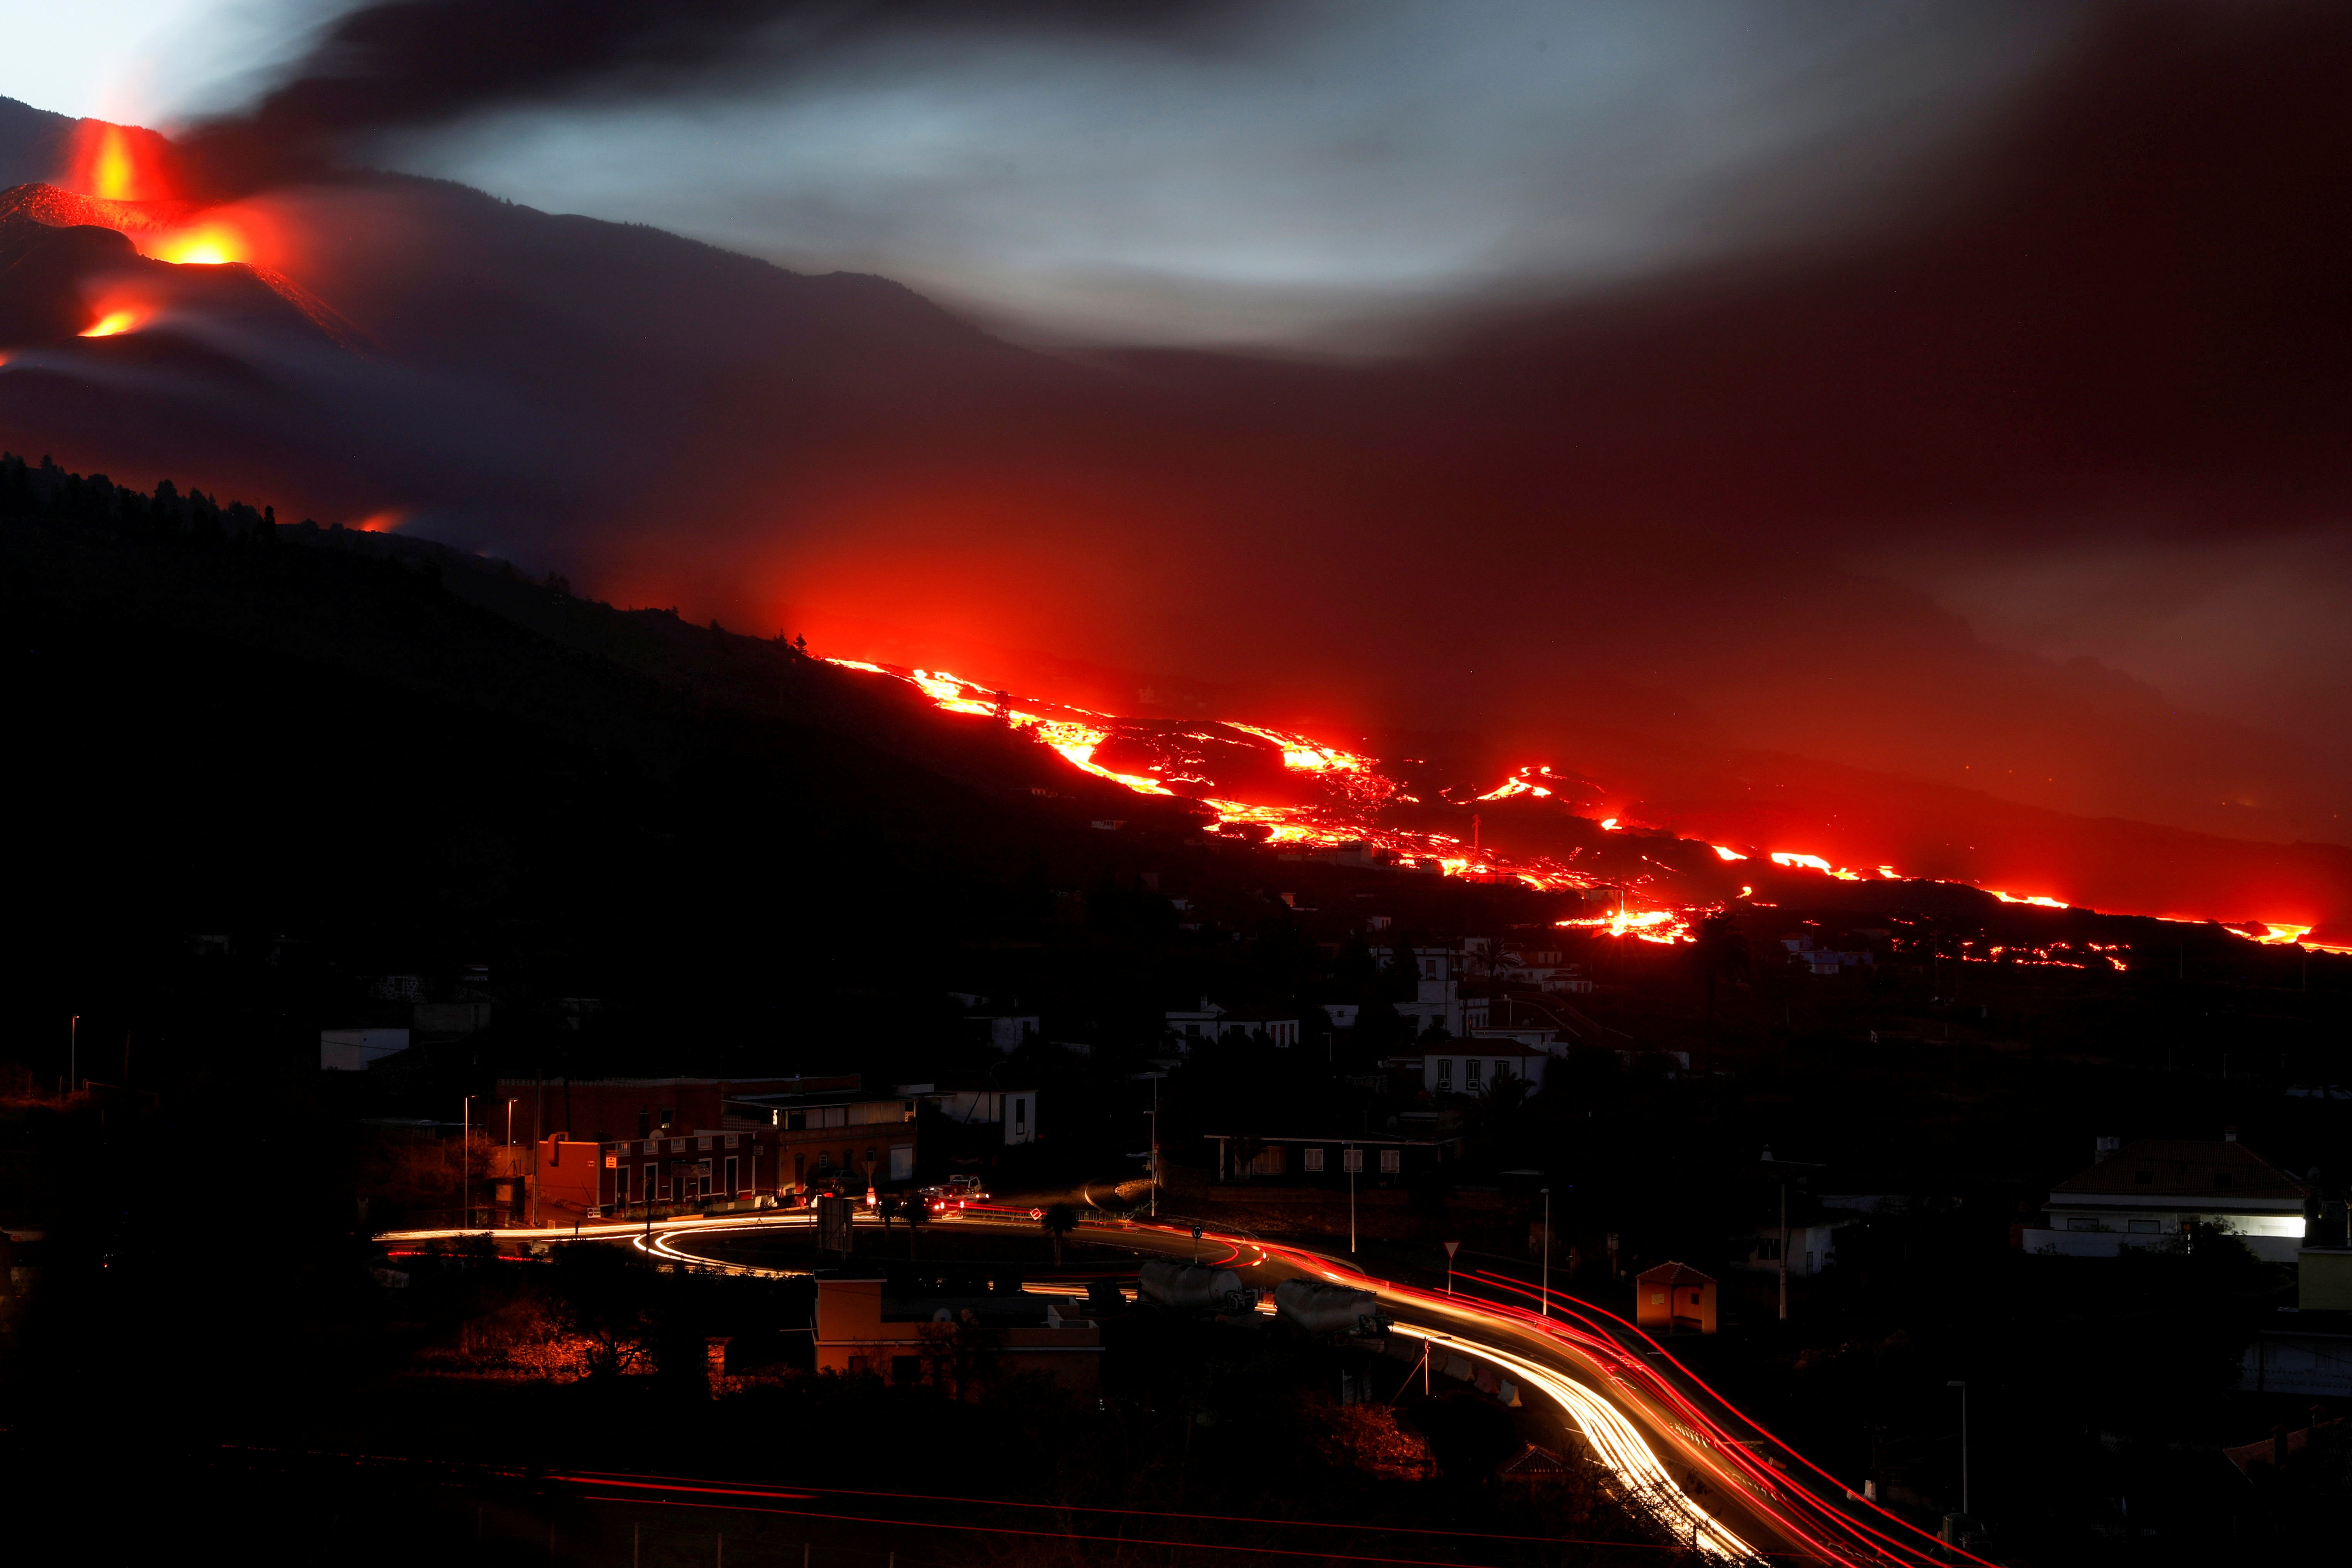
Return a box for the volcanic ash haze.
[0,2,2348,938]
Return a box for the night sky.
[5,0,2349,927]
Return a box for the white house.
[1737,1213,1861,1277]
[1422,1043,1549,1097]
[2021,1136,2309,1263]
[1395,948,1490,1036]
[1164,1001,1301,1049]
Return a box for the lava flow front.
[820,652,2348,954]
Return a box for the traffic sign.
[1443,1241,1461,1258]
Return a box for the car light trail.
[1387,1323,1758,1564]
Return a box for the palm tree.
[1040,1201,1079,1266]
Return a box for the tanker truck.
[1138,1259,1257,1315]
[1274,1278,1387,1337]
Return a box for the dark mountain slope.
[0,459,1207,1061]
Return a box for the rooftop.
[2052,1139,2307,1201]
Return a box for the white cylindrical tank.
[1139,1259,1252,1313]
[1275,1278,1384,1335]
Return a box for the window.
[615,1166,630,1203]
[816,1151,831,1171]
[1379,1148,1400,1174]
[1303,1148,1325,1173]
[659,1107,675,1129]
[723,1134,739,1149]
[724,1156,739,1195]
[2127,1219,2160,1234]
[1014,1098,1027,1132]
[1342,1148,1363,1174]
[1436,1059,1453,1085]
[1492,1060,1512,1080]
[698,1136,714,1151]
[643,1139,659,1155]
[787,1111,807,1131]
[890,1145,913,1182]
[1466,1059,1483,1085]
[2067,1217,2105,1232]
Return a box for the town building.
[1735,1205,1861,1277]
[1395,947,1491,1037]
[725,1082,925,1189]
[1420,1044,1550,1097]
[320,1028,410,1071]
[2020,1135,2310,1262]
[1162,1000,1303,1050]
[1202,1131,1456,1185]
[897,1079,1038,1148]
[814,1274,1102,1393]
[529,1126,787,1224]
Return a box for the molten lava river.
[821,655,2343,956]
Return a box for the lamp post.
[1344,1145,1363,1252]
[1129,1071,1166,1219]
[69,1014,79,1094]
[1540,1188,1551,1317]
[461,1095,471,1227]
[505,1098,516,1146]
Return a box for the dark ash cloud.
[181,0,1241,193]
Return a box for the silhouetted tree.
[1040,1201,1078,1265]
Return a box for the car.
[917,1175,992,1209]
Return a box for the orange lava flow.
[144,218,248,266]
[816,650,2338,953]
[79,309,141,338]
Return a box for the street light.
[1129,1072,1167,1218]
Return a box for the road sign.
[817,1194,854,1253]
[1192,1225,1203,1241]
[1030,1208,1045,1220]
[1443,1241,1461,1258]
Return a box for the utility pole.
[1947,1380,1970,1516]
[1540,1188,1552,1316]
[462,1095,471,1227]
[1778,1176,1789,1322]
[69,1014,79,1094]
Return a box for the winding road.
[384,1206,1996,1568]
